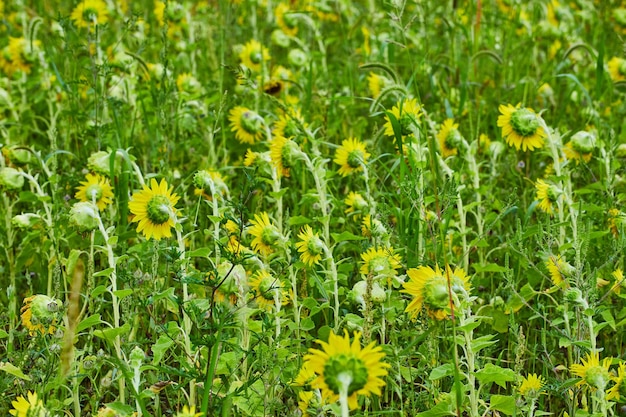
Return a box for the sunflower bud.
[288,49,308,67]
[616,144,626,158]
[69,202,99,232]
[271,29,290,48]
[569,131,595,154]
[0,167,25,189]
[88,151,122,176]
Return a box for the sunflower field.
[2,0,626,416]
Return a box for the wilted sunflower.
[303,330,389,410]
[535,179,559,215]
[75,173,114,210]
[239,39,270,72]
[497,104,546,151]
[295,225,325,266]
[229,106,264,144]
[360,247,402,279]
[518,373,544,398]
[334,138,370,177]
[128,178,180,240]
[384,98,422,137]
[249,269,288,310]
[70,0,109,28]
[402,264,471,320]
[570,352,612,391]
[248,212,281,256]
[437,119,462,158]
[10,391,47,417]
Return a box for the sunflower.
[128,178,180,240]
[570,352,612,391]
[296,225,325,266]
[535,179,559,215]
[367,73,390,98]
[611,269,626,294]
[298,391,315,417]
[384,98,422,137]
[175,405,203,417]
[75,173,114,210]
[272,108,306,139]
[361,214,387,238]
[193,170,229,200]
[21,295,62,336]
[402,264,471,321]
[608,57,626,83]
[249,269,288,310]
[563,131,595,163]
[248,212,281,256]
[270,135,299,178]
[228,106,264,144]
[437,119,462,158]
[518,373,544,398]
[545,255,573,287]
[293,360,317,387]
[497,104,546,151]
[344,192,368,217]
[10,391,47,417]
[334,138,370,177]
[239,39,270,72]
[607,362,626,401]
[70,0,110,29]
[303,330,389,410]
[609,208,624,238]
[359,247,402,279]
[275,2,298,36]
[0,37,41,76]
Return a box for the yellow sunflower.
[563,130,595,163]
[228,106,265,144]
[518,373,544,398]
[249,269,288,310]
[607,362,626,401]
[611,269,626,294]
[608,57,626,83]
[361,214,386,238]
[244,149,259,167]
[535,179,559,215]
[402,264,471,321]
[344,192,368,217]
[384,98,422,137]
[437,119,462,158]
[239,39,270,72]
[0,37,41,76]
[75,173,114,210]
[248,212,281,256]
[272,108,306,139]
[275,2,298,36]
[570,352,612,391]
[298,391,315,417]
[367,73,390,98]
[21,295,62,336]
[175,405,203,417]
[295,225,325,266]
[359,247,402,279]
[128,178,180,240]
[70,0,110,28]
[10,391,47,417]
[193,170,229,200]
[609,208,624,238]
[497,104,546,151]
[334,138,370,177]
[270,135,299,178]
[303,330,389,410]
[545,255,573,287]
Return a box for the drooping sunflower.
[275,2,298,36]
[174,405,203,417]
[563,130,595,163]
[344,192,368,217]
[545,255,573,287]
[359,247,402,279]
[75,173,114,210]
[70,0,110,28]
[295,225,325,266]
[437,119,462,158]
[303,330,389,410]
[21,295,62,336]
[248,212,281,256]
[193,170,229,200]
[297,391,315,417]
[497,104,546,151]
[249,269,288,310]
[384,98,422,137]
[518,373,545,398]
[570,352,612,391]
[402,264,471,320]
[128,178,180,240]
[270,135,299,178]
[535,179,559,215]
[334,138,370,177]
[10,391,47,417]
[608,56,626,83]
[228,106,264,144]
[239,39,270,72]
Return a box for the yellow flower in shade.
[0,37,41,76]
[611,269,626,294]
[270,135,299,178]
[70,0,110,28]
[296,225,325,266]
[402,264,471,321]
[384,98,422,137]
[545,255,574,287]
[10,391,47,417]
[570,352,612,391]
[518,373,544,398]
[275,2,298,36]
[229,106,264,144]
[535,179,559,215]
[303,330,389,410]
[359,247,402,279]
[239,39,270,72]
[249,269,288,310]
[293,360,317,387]
[437,119,462,158]
[367,73,390,98]
[175,405,203,417]
[298,391,315,417]
[176,73,201,95]
[607,362,626,401]
[609,208,624,238]
[21,295,62,336]
[344,192,368,217]
[272,108,306,139]
[248,212,281,256]
[334,138,370,176]
[361,214,387,238]
[497,104,546,151]
[244,149,259,167]
[608,57,626,83]
[75,173,114,210]
[193,170,229,201]
[129,178,180,240]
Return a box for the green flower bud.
[288,49,308,67]
[569,131,595,154]
[88,151,122,176]
[271,29,290,48]
[70,202,99,232]
[616,144,626,158]
[0,167,25,189]
[12,213,41,229]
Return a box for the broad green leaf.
[472,263,509,273]
[91,285,107,298]
[188,247,212,258]
[94,322,131,341]
[490,395,516,415]
[0,362,31,380]
[288,215,313,226]
[331,231,365,242]
[471,334,498,353]
[113,289,134,299]
[474,363,517,388]
[93,268,115,278]
[77,314,103,333]
[429,363,454,380]
[0,329,8,338]
[152,334,174,365]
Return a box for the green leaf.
[288,215,314,226]
[490,395,516,415]
[93,268,115,278]
[107,236,118,246]
[104,402,135,415]
[91,285,107,298]
[471,334,498,353]
[64,249,83,279]
[113,289,134,299]
[0,329,7,338]
[429,363,454,380]
[152,334,174,365]
[415,396,455,417]
[77,314,103,333]
[300,317,315,331]
[94,322,131,341]
[472,263,509,273]
[331,231,365,243]
[0,362,31,380]
[474,363,517,388]
[188,247,212,257]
